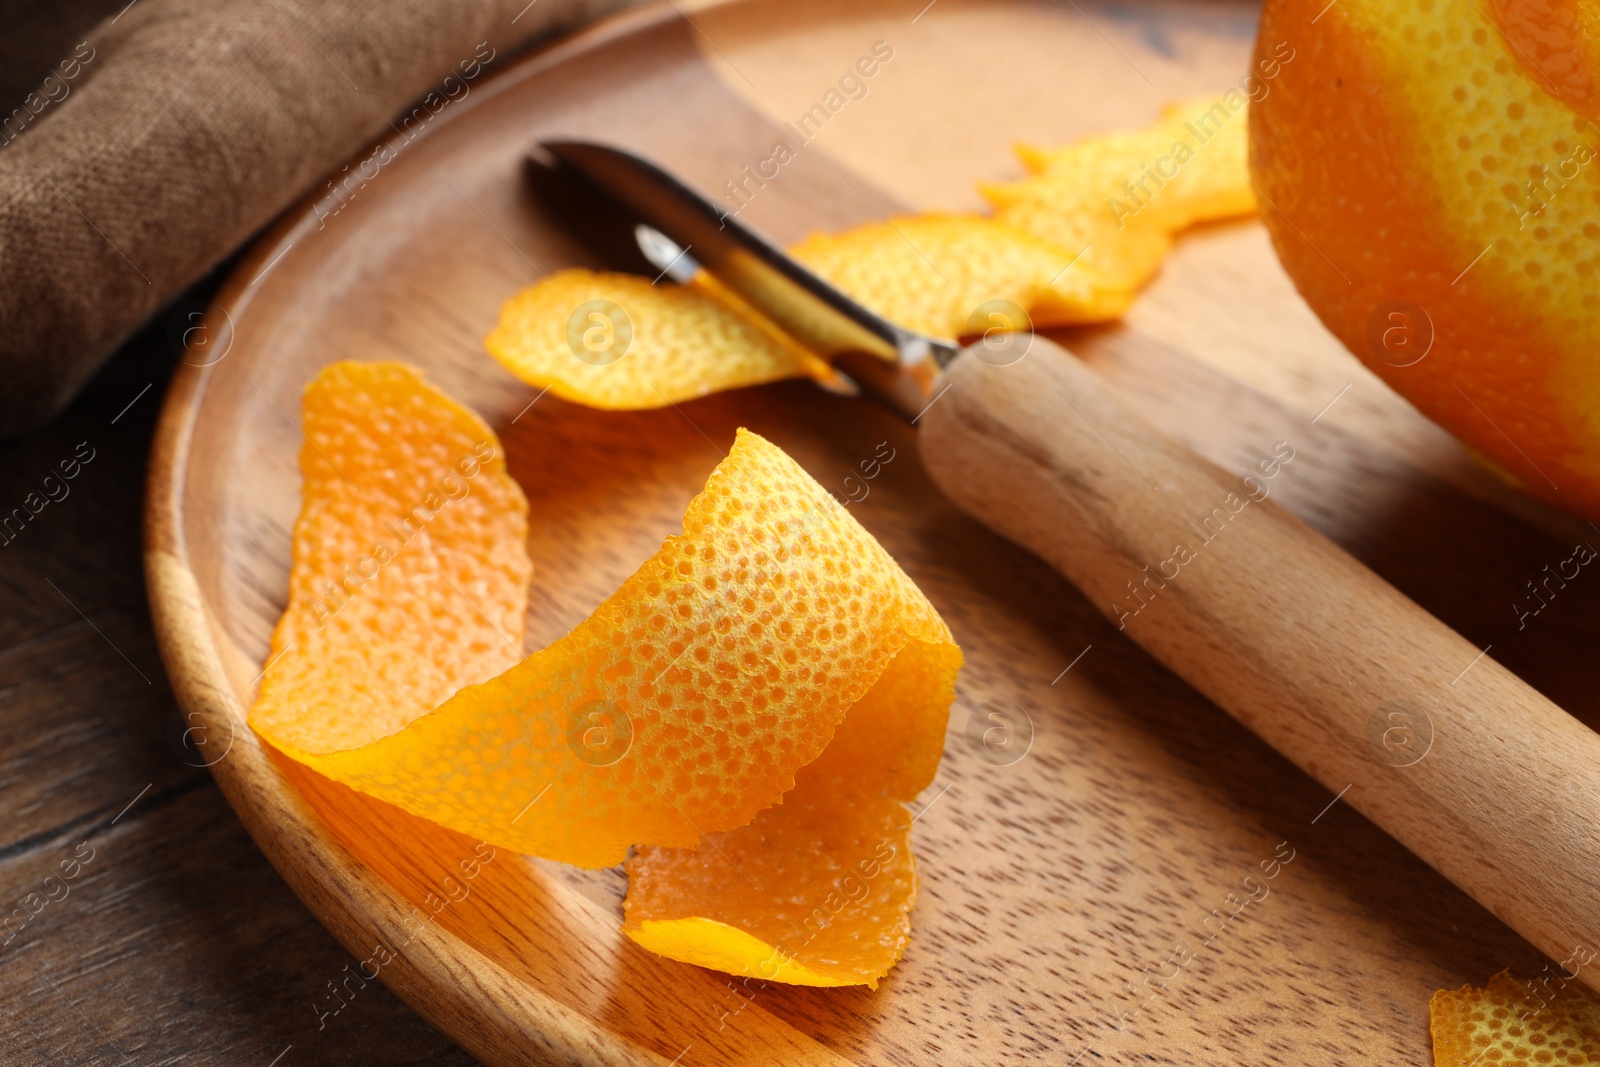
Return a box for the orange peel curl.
[487,97,1253,407]
[251,364,962,906]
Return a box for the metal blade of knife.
[535,140,964,422]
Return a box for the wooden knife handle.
[919,338,1600,985]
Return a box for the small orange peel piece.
[996,196,1169,316]
[1010,96,1254,228]
[1429,970,1600,1066]
[980,95,1256,300]
[485,267,824,409]
[250,361,532,756]
[253,375,961,877]
[1000,95,1255,232]
[790,213,1124,337]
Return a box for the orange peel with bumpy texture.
[789,213,1133,337]
[987,196,1172,308]
[625,791,918,988]
[252,374,962,886]
[623,612,955,987]
[1429,970,1600,1066]
[250,361,532,756]
[1006,96,1256,232]
[982,95,1255,298]
[254,365,961,986]
[485,267,829,410]
[1252,0,1600,519]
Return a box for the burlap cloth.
[0,0,633,435]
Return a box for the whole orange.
[1250,0,1600,519]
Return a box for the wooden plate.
[145,1,1600,1063]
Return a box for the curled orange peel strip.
[252,366,961,929]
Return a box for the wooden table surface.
[0,290,477,1065]
[6,2,1600,1065]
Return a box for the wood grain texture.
[123,1,1600,1065]
[921,339,1600,999]
[0,326,478,1066]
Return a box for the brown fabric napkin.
[0,0,632,435]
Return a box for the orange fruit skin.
[486,269,826,410]
[1429,969,1600,1065]
[622,632,955,986]
[1250,0,1600,519]
[252,364,961,985]
[251,361,531,756]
